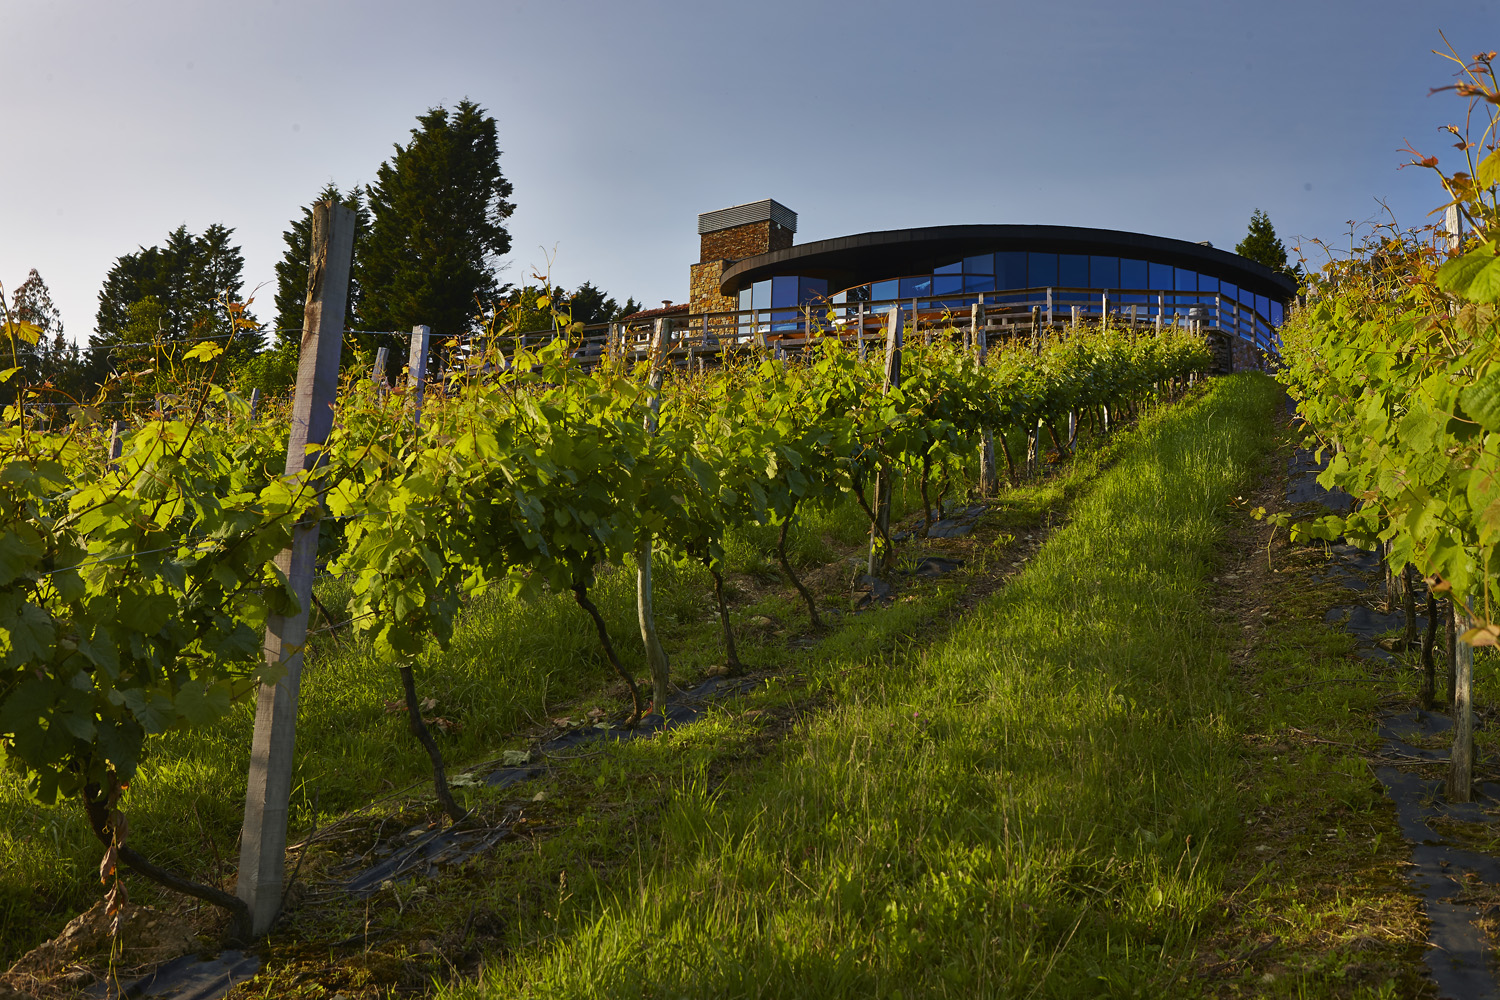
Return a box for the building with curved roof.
[683,199,1297,369]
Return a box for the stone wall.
[690,260,737,314]
[699,220,794,264]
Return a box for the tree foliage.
[273,185,370,349]
[5,271,84,403]
[1234,209,1297,278]
[90,225,261,380]
[360,100,515,346]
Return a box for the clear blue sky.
[5,0,1494,342]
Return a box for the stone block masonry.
[699,220,794,265]
[690,260,737,314]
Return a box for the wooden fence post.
[1447,597,1458,706]
[108,420,124,464]
[408,325,431,429]
[237,200,355,935]
[1449,597,1476,802]
[638,318,673,714]
[867,306,903,577]
[972,302,997,496]
[372,346,389,389]
[248,388,261,419]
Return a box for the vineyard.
[1272,48,1500,804]
[0,232,1213,981]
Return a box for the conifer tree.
[360,100,514,346]
[273,184,369,347]
[1235,209,1297,278]
[90,224,260,377]
[4,270,84,402]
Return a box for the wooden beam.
[237,201,355,935]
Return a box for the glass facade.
[732,247,1290,344]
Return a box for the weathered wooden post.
[372,346,389,389]
[107,420,124,465]
[856,302,867,360]
[1447,597,1458,706]
[248,388,261,419]
[638,318,673,715]
[1449,597,1476,802]
[237,201,355,936]
[867,307,903,577]
[972,302,998,496]
[408,325,431,429]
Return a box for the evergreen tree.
[90,224,261,377]
[4,270,85,403]
[568,281,641,325]
[360,100,514,348]
[273,184,370,348]
[1235,209,1297,279]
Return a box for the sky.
[4,0,1495,344]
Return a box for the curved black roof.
[719,224,1299,300]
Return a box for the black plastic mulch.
[85,949,259,1000]
[1289,441,1500,998]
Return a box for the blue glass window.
[1197,274,1218,294]
[1090,256,1119,288]
[1175,268,1197,292]
[771,276,800,309]
[934,260,962,274]
[1148,262,1173,290]
[1270,300,1284,326]
[1058,254,1089,287]
[1120,259,1148,289]
[872,279,898,301]
[752,279,771,311]
[800,277,827,306]
[1028,253,1058,288]
[933,274,964,295]
[1238,285,1253,306]
[997,252,1028,289]
[1218,280,1237,302]
[1255,293,1270,320]
[964,254,994,274]
[899,276,932,298]
[964,274,996,293]
[738,287,752,311]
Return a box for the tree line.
[3,99,641,405]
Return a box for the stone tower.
[689,199,797,313]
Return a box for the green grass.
[437,373,1284,999]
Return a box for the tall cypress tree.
[360,100,514,347]
[90,224,260,376]
[273,184,369,347]
[1235,209,1297,278]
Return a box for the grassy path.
[441,373,1284,999]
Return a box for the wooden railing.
[501,287,1277,367]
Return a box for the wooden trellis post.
[408,325,431,429]
[1449,598,1476,802]
[237,201,355,935]
[868,306,903,577]
[637,318,673,714]
[972,302,997,496]
[372,346,389,389]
